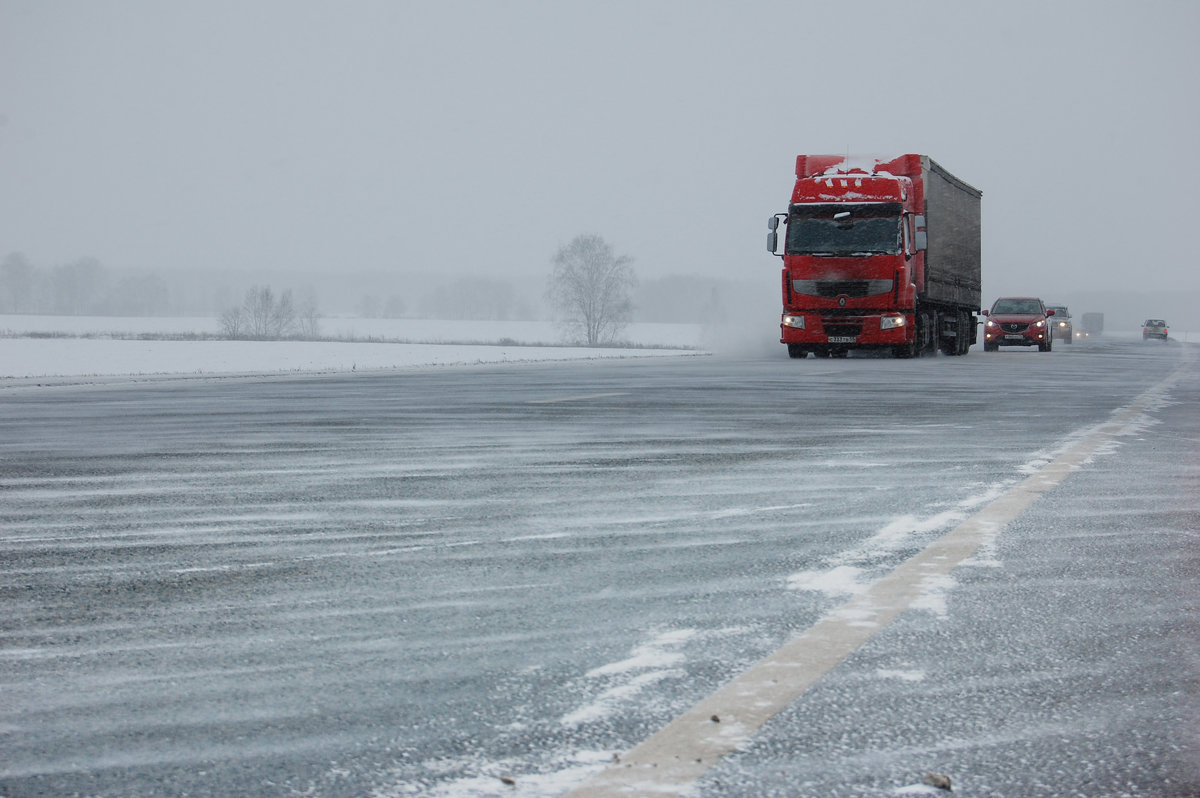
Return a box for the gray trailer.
[1080,312,1104,337]
[921,157,983,314]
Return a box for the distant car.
[1142,319,1169,341]
[1046,305,1073,344]
[982,297,1055,352]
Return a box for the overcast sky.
[2,0,1197,302]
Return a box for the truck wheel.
[787,345,808,359]
[958,311,974,355]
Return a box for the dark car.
[1142,319,1169,341]
[982,297,1055,352]
[1046,305,1073,344]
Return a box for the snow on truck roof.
[795,154,923,179]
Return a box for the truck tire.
[787,344,808,359]
[958,310,974,355]
[917,311,936,357]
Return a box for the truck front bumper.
[780,312,912,348]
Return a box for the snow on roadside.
[0,316,705,379]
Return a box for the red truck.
[767,154,982,358]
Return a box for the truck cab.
[768,155,980,359]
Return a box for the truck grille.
[794,279,893,298]
[823,321,863,337]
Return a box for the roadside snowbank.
[0,316,705,380]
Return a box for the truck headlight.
[782,314,805,329]
[880,314,906,330]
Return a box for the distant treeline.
[1,253,173,316]
[0,250,773,323]
[0,251,533,319]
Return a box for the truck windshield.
[786,203,903,256]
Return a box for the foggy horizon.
[3,1,1198,311]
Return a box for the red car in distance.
[982,297,1055,352]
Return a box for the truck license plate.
[827,336,856,344]
[1004,334,1024,340]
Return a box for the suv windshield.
[992,299,1043,314]
[786,203,903,256]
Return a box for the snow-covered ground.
[0,316,708,379]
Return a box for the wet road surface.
[2,338,1197,796]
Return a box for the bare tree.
[219,305,246,339]
[546,234,636,345]
[220,286,302,339]
[295,296,321,339]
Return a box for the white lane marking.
[527,392,630,404]
[565,363,1188,798]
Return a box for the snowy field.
[0,316,710,380]
[3,314,1183,382]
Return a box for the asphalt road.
[2,337,1198,797]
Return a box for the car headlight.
[985,320,998,329]
[880,314,905,330]
[1034,320,1046,328]
[782,314,805,329]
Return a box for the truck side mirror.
[767,214,785,256]
[913,214,927,252]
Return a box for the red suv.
[982,297,1055,352]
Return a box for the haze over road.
[3,339,1197,796]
